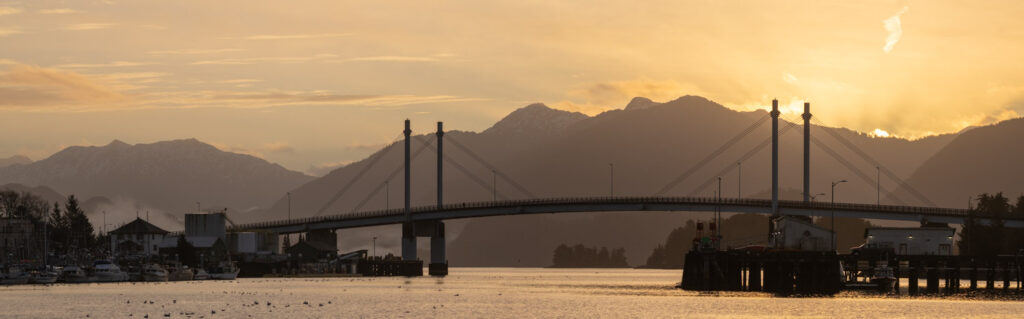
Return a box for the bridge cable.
[807,131,908,206]
[445,136,537,199]
[811,117,935,206]
[424,143,513,201]
[656,114,770,196]
[312,133,416,217]
[687,120,797,196]
[349,135,438,213]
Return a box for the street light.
[287,192,292,221]
[372,236,377,257]
[717,176,722,240]
[736,162,742,198]
[831,179,847,251]
[492,170,497,201]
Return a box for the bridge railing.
[230,196,988,232]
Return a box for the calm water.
[2,268,1023,318]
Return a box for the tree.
[960,193,1012,256]
[63,195,95,249]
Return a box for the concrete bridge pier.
[429,222,448,276]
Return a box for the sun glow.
[871,128,891,138]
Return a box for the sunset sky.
[1,1,1022,174]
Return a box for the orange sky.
[1,1,1022,174]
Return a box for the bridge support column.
[402,222,417,261]
[429,222,447,276]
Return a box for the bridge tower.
[402,119,417,261]
[803,102,812,204]
[430,122,448,276]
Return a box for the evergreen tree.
[63,195,95,249]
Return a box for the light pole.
[492,170,497,201]
[831,179,847,251]
[876,166,880,205]
[737,162,742,199]
[372,236,377,257]
[287,192,291,221]
[717,176,722,240]
[609,163,614,197]
[385,181,389,210]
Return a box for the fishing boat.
[61,265,90,283]
[92,260,129,282]
[193,268,210,280]
[208,261,239,280]
[870,263,897,293]
[29,266,59,284]
[142,263,168,282]
[1,265,31,285]
[166,262,194,281]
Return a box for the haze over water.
[2,268,1022,318]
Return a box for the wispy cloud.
[37,8,77,14]
[307,160,355,177]
[54,61,153,69]
[206,91,481,107]
[0,64,128,110]
[192,54,337,65]
[148,48,245,55]
[242,33,349,40]
[0,27,21,37]
[64,23,116,31]
[345,56,440,62]
[0,6,22,16]
[883,6,909,53]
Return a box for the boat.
[208,261,239,280]
[870,263,897,293]
[193,268,209,280]
[1,265,31,285]
[92,260,129,282]
[61,265,90,283]
[29,266,59,284]
[142,264,168,282]
[166,262,194,281]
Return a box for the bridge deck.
[229,197,1022,234]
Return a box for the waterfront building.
[864,226,956,255]
[109,218,168,257]
[770,215,834,251]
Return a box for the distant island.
[550,244,629,268]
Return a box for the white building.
[770,216,834,251]
[864,226,955,256]
[109,218,169,257]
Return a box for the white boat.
[142,264,168,282]
[208,261,239,280]
[871,264,897,293]
[61,265,90,283]
[1,265,31,285]
[166,263,194,281]
[193,268,209,280]
[29,267,59,284]
[92,260,129,282]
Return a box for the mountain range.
[0,139,312,230]
[2,95,1020,266]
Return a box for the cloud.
[307,160,355,177]
[345,56,440,62]
[552,79,702,115]
[883,6,909,53]
[344,142,388,151]
[205,91,483,107]
[192,54,338,65]
[37,8,77,14]
[0,28,21,37]
[64,23,116,31]
[54,61,152,69]
[0,6,22,16]
[263,142,294,154]
[783,72,799,84]
[147,48,246,55]
[242,33,349,40]
[0,64,127,109]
